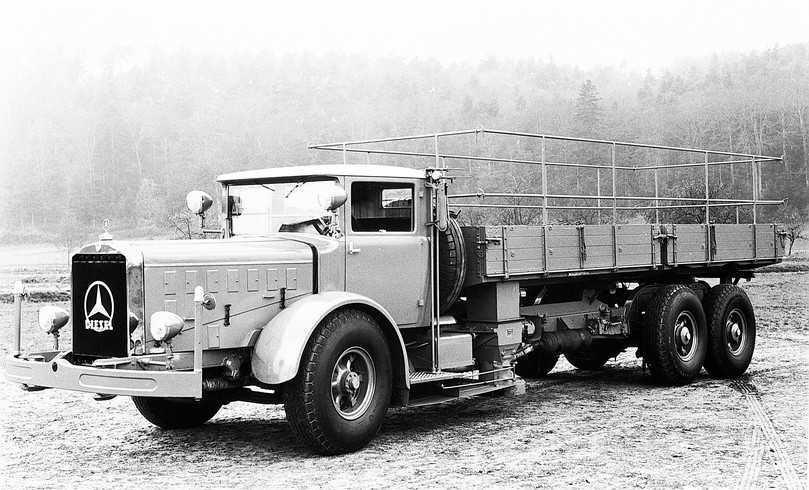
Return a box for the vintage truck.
[6,129,787,454]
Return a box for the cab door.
[344,178,430,326]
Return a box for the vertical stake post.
[541,136,548,225]
[704,152,710,224]
[654,166,660,224]
[611,143,617,225]
[752,158,758,224]
[596,168,602,224]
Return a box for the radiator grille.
[71,253,128,358]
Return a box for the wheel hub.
[674,311,698,362]
[726,308,747,355]
[345,371,361,391]
[730,323,741,342]
[331,346,376,421]
[679,327,692,345]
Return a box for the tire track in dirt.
[747,361,809,376]
[526,350,806,489]
[739,427,764,489]
[730,378,803,490]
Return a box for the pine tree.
[570,80,604,210]
[574,80,603,137]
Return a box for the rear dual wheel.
[565,347,620,371]
[703,284,755,377]
[514,351,559,378]
[644,284,708,385]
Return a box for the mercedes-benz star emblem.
[84,280,115,332]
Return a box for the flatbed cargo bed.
[311,128,788,286]
[461,223,785,286]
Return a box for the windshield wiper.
[260,184,275,192]
[284,181,304,198]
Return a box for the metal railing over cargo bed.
[309,128,785,225]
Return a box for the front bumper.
[5,351,202,398]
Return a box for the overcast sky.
[2,0,808,73]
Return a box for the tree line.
[1,44,807,245]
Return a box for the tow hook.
[20,384,47,392]
[93,393,117,401]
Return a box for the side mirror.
[318,184,348,211]
[186,191,213,215]
[228,195,243,216]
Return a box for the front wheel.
[644,284,708,385]
[284,309,392,454]
[703,285,756,377]
[132,396,222,429]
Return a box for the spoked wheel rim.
[331,346,376,420]
[674,310,699,362]
[725,308,747,356]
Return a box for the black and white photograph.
[1,1,808,487]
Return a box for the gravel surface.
[1,272,807,488]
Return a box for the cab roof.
[217,164,425,183]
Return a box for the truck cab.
[218,164,433,327]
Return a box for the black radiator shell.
[71,254,128,358]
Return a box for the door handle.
[348,242,361,255]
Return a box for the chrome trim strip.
[150,260,311,267]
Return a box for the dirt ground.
[0,252,807,488]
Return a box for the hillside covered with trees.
[2,43,808,244]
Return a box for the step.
[407,378,519,407]
[409,369,479,385]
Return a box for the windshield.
[227,179,339,236]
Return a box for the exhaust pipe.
[535,329,592,355]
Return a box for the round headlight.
[38,306,69,334]
[149,311,184,342]
[185,190,213,215]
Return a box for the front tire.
[132,396,222,429]
[284,309,392,454]
[703,284,756,377]
[644,284,708,385]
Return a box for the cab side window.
[351,182,414,232]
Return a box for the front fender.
[250,291,409,388]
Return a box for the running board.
[407,378,519,407]
[409,370,479,385]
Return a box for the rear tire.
[688,280,711,302]
[644,284,708,385]
[132,396,222,429]
[284,309,392,454]
[703,284,756,377]
[565,348,616,370]
[514,351,559,378]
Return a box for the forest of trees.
[1,43,808,245]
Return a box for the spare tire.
[438,217,466,313]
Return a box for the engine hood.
[75,234,340,268]
[69,234,343,359]
[135,236,312,267]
